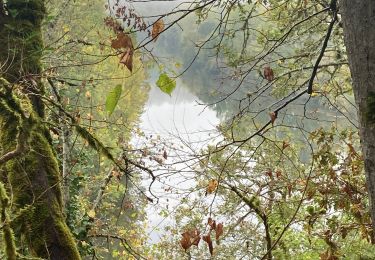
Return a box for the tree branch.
[307,0,338,94]
[0,129,27,165]
[228,184,272,260]
[88,233,147,260]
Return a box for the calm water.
[129,1,358,244]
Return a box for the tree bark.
[0,0,81,258]
[341,0,375,239]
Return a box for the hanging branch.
[41,94,158,201]
[307,0,338,94]
[227,184,272,260]
[88,233,147,260]
[92,152,125,211]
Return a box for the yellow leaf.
[206,179,218,194]
[87,209,96,218]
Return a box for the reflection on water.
[136,76,220,243]
[129,1,359,246]
[140,82,219,142]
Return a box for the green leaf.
[105,84,122,116]
[8,9,19,18]
[156,73,176,96]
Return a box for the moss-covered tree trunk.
[341,0,375,239]
[0,0,81,259]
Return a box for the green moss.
[0,0,46,117]
[0,183,17,260]
[0,0,81,257]
[0,81,81,259]
[75,124,115,161]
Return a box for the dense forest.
[1,0,375,259]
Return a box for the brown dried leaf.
[180,229,201,251]
[215,223,224,241]
[202,234,213,255]
[202,234,210,243]
[119,49,133,72]
[206,179,218,194]
[141,149,149,157]
[153,156,164,165]
[180,232,191,251]
[269,112,277,125]
[190,229,201,246]
[111,32,133,50]
[111,32,134,72]
[263,66,274,81]
[287,184,293,197]
[208,217,216,230]
[163,150,168,160]
[152,19,164,41]
[282,140,290,150]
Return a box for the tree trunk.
[0,0,81,258]
[340,0,375,239]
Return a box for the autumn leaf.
[263,66,274,81]
[180,232,191,251]
[206,179,218,194]
[119,49,133,72]
[180,229,201,251]
[215,223,224,242]
[110,32,134,72]
[87,209,96,218]
[287,184,293,197]
[163,149,168,160]
[276,170,282,178]
[202,234,211,243]
[190,230,201,246]
[269,112,277,125]
[153,156,164,165]
[111,32,132,50]
[152,19,164,41]
[203,234,214,255]
[208,217,216,230]
[282,140,290,150]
